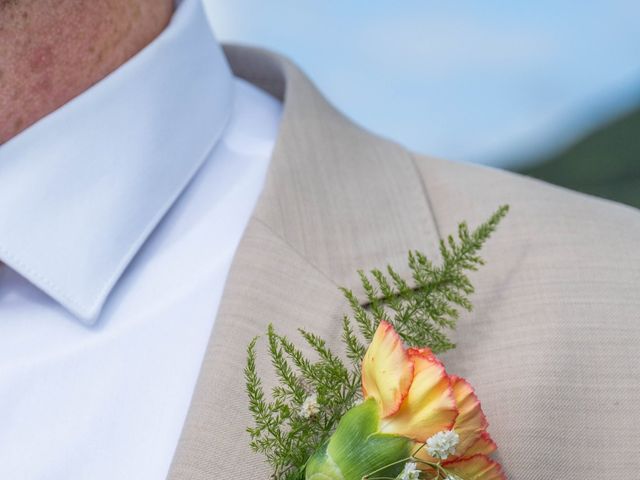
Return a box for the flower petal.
[362,321,414,417]
[449,375,489,457]
[445,454,506,480]
[380,347,457,441]
[463,431,497,457]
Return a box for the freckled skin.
[0,0,173,144]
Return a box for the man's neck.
[0,0,173,144]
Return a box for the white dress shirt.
[0,0,282,478]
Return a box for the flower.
[426,430,459,460]
[397,461,420,480]
[361,321,458,441]
[300,394,320,418]
[306,321,505,480]
[414,376,505,479]
[363,322,505,479]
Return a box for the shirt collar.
[0,0,233,323]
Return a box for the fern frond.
[348,205,509,353]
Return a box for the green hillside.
[517,106,640,209]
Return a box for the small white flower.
[299,394,320,418]
[426,430,459,460]
[397,461,420,480]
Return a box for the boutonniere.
[245,206,509,480]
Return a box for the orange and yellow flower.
[306,320,505,480]
[362,321,505,480]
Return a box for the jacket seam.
[408,152,443,242]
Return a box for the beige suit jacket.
[168,45,640,479]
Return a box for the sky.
[202,0,640,167]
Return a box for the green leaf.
[306,399,412,480]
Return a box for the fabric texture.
[168,45,640,479]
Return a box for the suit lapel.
[168,45,441,479]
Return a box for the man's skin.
[0,0,173,144]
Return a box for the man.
[0,0,638,479]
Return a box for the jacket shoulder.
[412,154,640,477]
[413,153,640,249]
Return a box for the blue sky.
[203,0,640,167]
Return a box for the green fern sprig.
[344,204,509,353]
[245,205,509,480]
